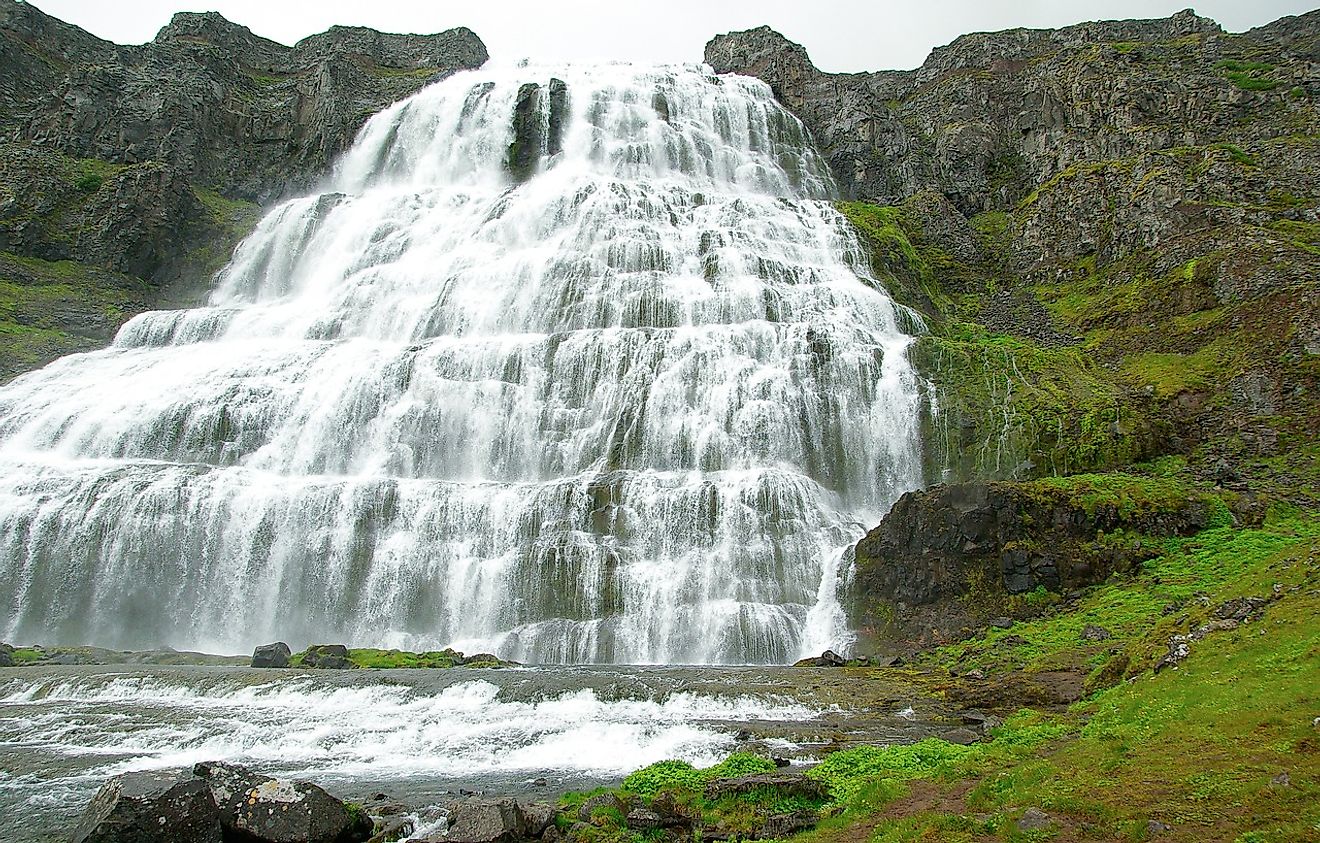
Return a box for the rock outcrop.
[710,12,1319,501]
[71,762,372,843]
[705,11,1319,214]
[0,0,487,382]
[849,476,1216,650]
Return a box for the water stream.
[0,63,923,663]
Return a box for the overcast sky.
[31,1,1320,72]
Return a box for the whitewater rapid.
[0,62,924,662]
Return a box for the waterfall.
[0,63,924,664]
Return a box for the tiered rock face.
[2,3,488,201]
[709,11,1320,645]
[705,11,1319,215]
[0,1,487,381]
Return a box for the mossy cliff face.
[0,0,488,383]
[848,472,1224,651]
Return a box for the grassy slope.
[573,509,1318,842]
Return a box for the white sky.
[29,1,1320,73]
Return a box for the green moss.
[9,647,44,664]
[1216,59,1282,91]
[344,647,461,669]
[913,329,1151,480]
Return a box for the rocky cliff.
[708,11,1320,646]
[0,0,487,381]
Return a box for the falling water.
[0,63,924,663]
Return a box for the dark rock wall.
[705,11,1320,215]
[0,0,487,381]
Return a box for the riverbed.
[0,664,947,841]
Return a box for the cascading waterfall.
[0,63,924,664]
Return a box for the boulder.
[70,769,223,843]
[576,792,628,824]
[445,798,528,843]
[761,810,818,838]
[703,772,827,801]
[0,642,13,667]
[792,649,846,667]
[519,803,558,838]
[193,760,371,843]
[299,644,355,670]
[251,642,292,668]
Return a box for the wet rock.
[649,790,691,827]
[446,798,528,843]
[792,649,846,667]
[70,769,223,843]
[251,641,292,668]
[299,644,355,670]
[463,653,505,667]
[1016,807,1052,831]
[366,816,413,843]
[193,760,370,843]
[704,772,827,801]
[0,642,13,667]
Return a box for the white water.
[0,674,814,779]
[0,63,924,662]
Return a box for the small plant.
[74,173,103,193]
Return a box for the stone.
[299,644,355,670]
[251,641,292,668]
[366,817,413,843]
[1080,624,1112,642]
[1215,597,1269,623]
[463,653,504,667]
[703,772,827,801]
[70,769,223,843]
[1016,807,1052,831]
[624,808,664,831]
[520,802,558,837]
[941,728,981,745]
[760,810,818,838]
[848,481,1211,650]
[446,798,528,843]
[1147,819,1172,835]
[792,649,847,667]
[193,760,370,843]
[0,642,13,667]
[962,669,986,681]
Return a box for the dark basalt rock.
[443,798,528,843]
[251,641,292,668]
[69,761,377,843]
[792,649,846,667]
[299,644,355,670]
[506,78,570,182]
[703,772,827,801]
[850,481,1213,650]
[0,1,488,382]
[70,769,224,843]
[0,642,13,667]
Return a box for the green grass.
[1216,59,1282,91]
[791,510,1320,842]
